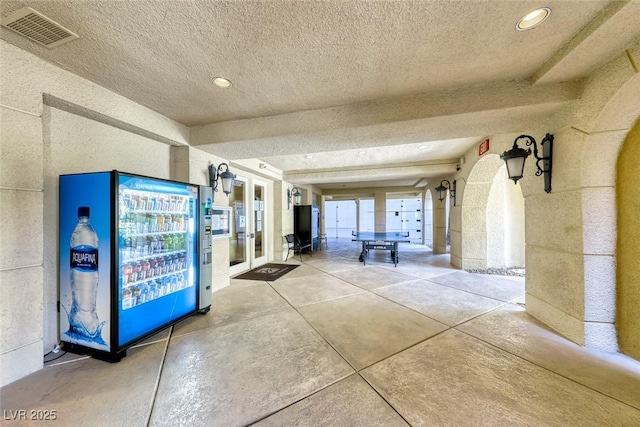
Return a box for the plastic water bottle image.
[68,206,104,342]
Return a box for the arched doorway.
[616,118,640,359]
[460,154,525,271]
[486,164,525,269]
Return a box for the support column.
[433,193,447,254]
[374,190,386,232]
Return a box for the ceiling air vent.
[1,7,79,48]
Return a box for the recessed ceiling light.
[359,151,366,155]
[304,155,313,159]
[516,7,551,31]
[212,77,232,88]
[418,145,429,149]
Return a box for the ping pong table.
[352,231,410,267]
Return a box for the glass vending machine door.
[117,174,198,347]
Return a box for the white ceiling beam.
[191,80,581,158]
[284,161,457,185]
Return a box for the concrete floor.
[2,239,640,426]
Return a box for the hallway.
[2,240,639,426]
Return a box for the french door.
[229,176,268,277]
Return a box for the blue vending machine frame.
[59,171,205,362]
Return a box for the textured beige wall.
[172,145,234,292]
[617,118,640,359]
[0,41,232,386]
[42,107,173,361]
[0,38,167,386]
[486,167,506,267]
[0,106,44,387]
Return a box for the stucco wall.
[0,41,234,386]
[172,145,234,293]
[486,167,506,267]
[41,107,173,363]
[617,118,640,359]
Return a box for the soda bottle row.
[120,211,189,235]
[121,272,190,310]
[120,192,189,214]
[121,233,187,261]
[121,252,188,286]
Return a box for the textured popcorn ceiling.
[2,0,638,189]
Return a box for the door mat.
[234,263,299,281]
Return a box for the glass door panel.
[229,176,250,276]
[252,181,268,267]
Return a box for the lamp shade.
[500,145,530,183]
[435,184,447,202]
[219,169,236,195]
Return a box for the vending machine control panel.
[198,186,213,311]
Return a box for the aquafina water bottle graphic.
[68,206,105,343]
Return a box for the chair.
[284,234,312,262]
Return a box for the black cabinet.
[294,205,319,251]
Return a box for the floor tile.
[150,310,354,427]
[303,258,363,273]
[1,342,166,427]
[374,279,506,326]
[271,263,324,281]
[299,292,448,370]
[5,238,640,426]
[458,304,640,409]
[131,326,172,348]
[172,283,289,336]
[270,273,364,308]
[378,263,456,279]
[332,266,417,290]
[362,329,640,426]
[255,374,408,427]
[44,351,90,366]
[229,277,267,288]
[427,270,524,301]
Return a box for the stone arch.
[460,154,503,269]
[576,70,640,352]
[616,118,640,359]
[486,164,526,269]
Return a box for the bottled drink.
[122,287,133,310]
[69,207,100,337]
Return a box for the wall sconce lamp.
[435,179,456,206]
[208,162,236,202]
[500,133,554,193]
[287,186,302,210]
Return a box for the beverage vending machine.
[59,171,213,361]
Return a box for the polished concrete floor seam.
[274,260,454,365]
[420,276,521,302]
[274,286,368,309]
[172,306,292,339]
[130,337,171,350]
[451,326,640,411]
[356,371,413,426]
[266,271,454,376]
[244,373,359,426]
[363,280,512,327]
[444,301,512,328]
[266,280,361,373]
[46,354,91,368]
[146,325,173,427]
